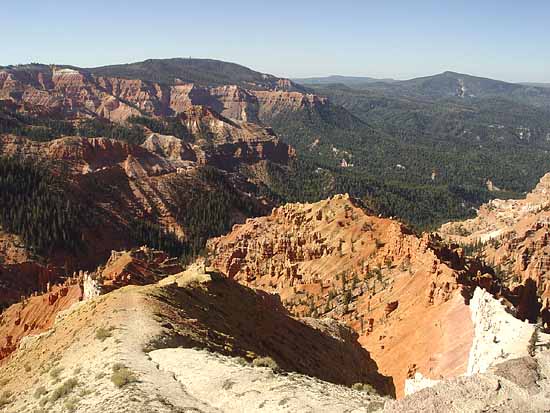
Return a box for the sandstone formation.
[385,351,550,412]
[0,65,326,123]
[0,229,61,309]
[207,194,496,396]
[440,173,550,328]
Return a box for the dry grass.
[0,390,12,407]
[50,378,78,402]
[252,356,280,371]
[95,326,113,341]
[110,364,137,388]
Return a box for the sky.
[2,0,550,82]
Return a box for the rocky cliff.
[0,65,327,123]
[0,246,181,362]
[439,173,550,328]
[207,194,496,397]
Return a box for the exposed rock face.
[439,173,550,327]
[141,133,197,163]
[0,66,326,123]
[177,105,294,169]
[0,280,82,361]
[467,287,535,375]
[0,130,277,299]
[98,246,183,291]
[254,90,329,119]
[0,230,60,309]
[207,194,495,397]
[384,351,550,412]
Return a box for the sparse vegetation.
[0,390,12,407]
[252,356,280,372]
[63,397,79,412]
[351,382,377,394]
[95,326,113,341]
[49,378,78,402]
[110,364,138,388]
[50,366,65,380]
[34,385,47,399]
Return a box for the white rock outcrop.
[83,271,102,300]
[467,287,535,375]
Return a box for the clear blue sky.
[2,0,549,82]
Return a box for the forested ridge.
[168,166,263,259]
[0,157,86,254]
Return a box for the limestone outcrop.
[467,287,535,375]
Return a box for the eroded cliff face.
[0,131,279,306]
[0,66,326,123]
[0,246,181,362]
[207,194,495,397]
[466,287,535,375]
[439,173,550,327]
[178,105,294,169]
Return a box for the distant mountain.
[87,58,307,91]
[521,82,550,89]
[336,71,550,108]
[293,75,396,87]
[4,59,550,229]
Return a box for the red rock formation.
[0,281,82,361]
[0,129,279,282]
[99,246,183,291]
[207,194,495,397]
[0,66,326,123]
[0,246,183,362]
[440,173,550,327]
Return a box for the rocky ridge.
[0,65,328,123]
[0,246,181,361]
[0,258,393,413]
[439,173,550,328]
[206,194,497,396]
[0,125,287,305]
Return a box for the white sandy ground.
[148,347,386,413]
